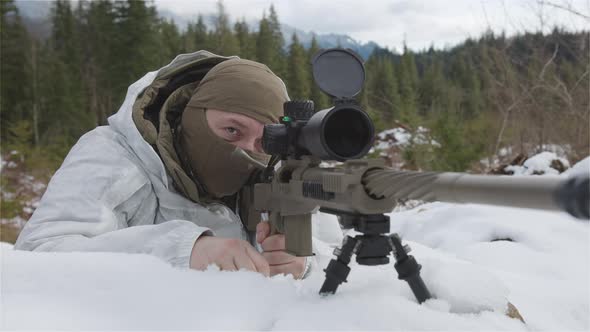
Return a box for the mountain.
[14,0,50,19]
[280,24,379,59]
[14,0,380,59]
[155,9,381,59]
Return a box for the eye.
[224,127,241,140]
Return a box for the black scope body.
[262,100,375,161]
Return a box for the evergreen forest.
[2,0,589,175]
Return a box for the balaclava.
[178,59,288,199]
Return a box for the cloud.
[153,0,589,50]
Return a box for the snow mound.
[563,156,590,177]
[505,151,570,176]
[3,202,588,330]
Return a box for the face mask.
[178,107,268,199]
[176,58,288,200]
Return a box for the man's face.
[205,109,265,154]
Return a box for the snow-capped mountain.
[15,0,380,59]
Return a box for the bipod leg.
[389,233,432,303]
[320,235,358,295]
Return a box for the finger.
[245,244,270,277]
[262,250,296,265]
[256,221,271,244]
[232,251,258,273]
[217,257,238,272]
[269,261,303,278]
[261,234,285,252]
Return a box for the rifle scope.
[262,101,374,161]
[262,48,373,161]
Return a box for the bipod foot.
[389,233,431,303]
[320,235,357,295]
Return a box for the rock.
[505,301,525,323]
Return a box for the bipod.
[319,213,432,303]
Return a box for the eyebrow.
[225,118,247,130]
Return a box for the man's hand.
[256,221,307,279]
[190,236,270,277]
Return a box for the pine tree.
[112,0,161,95]
[194,15,210,50]
[268,4,285,75]
[418,55,446,116]
[307,35,329,110]
[211,1,239,56]
[80,0,117,125]
[256,5,286,77]
[397,45,420,125]
[184,15,209,52]
[183,23,196,52]
[46,0,92,146]
[158,18,182,65]
[51,0,81,65]
[256,14,273,64]
[234,18,256,59]
[287,33,311,100]
[1,0,32,146]
[365,55,401,126]
[449,51,481,118]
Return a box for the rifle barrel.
[363,169,589,219]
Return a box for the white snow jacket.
[14,51,262,268]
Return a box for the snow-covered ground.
[1,156,588,330]
[2,205,587,330]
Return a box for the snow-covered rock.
[505,152,570,176]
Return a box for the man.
[15,51,311,279]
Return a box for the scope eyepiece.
[262,124,288,156]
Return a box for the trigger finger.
[256,221,270,244]
[261,234,285,252]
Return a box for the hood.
[107,51,235,191]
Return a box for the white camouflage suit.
[15,51,319,271]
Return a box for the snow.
[1,151,48,228]
[505,151,570,176]
[373,126,439,153]
[563,156,590,177]
[499,147,512,157]
[2,203,588,330]
[536,144,573,158]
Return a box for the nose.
[254,137,264,154]
[245,122,265,153]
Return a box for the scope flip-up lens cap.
[311,48,365,98]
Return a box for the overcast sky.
[153,0,589,51]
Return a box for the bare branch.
[537,0,590,19]
[539,43,559,80]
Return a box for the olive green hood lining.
[131,55,234,203]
